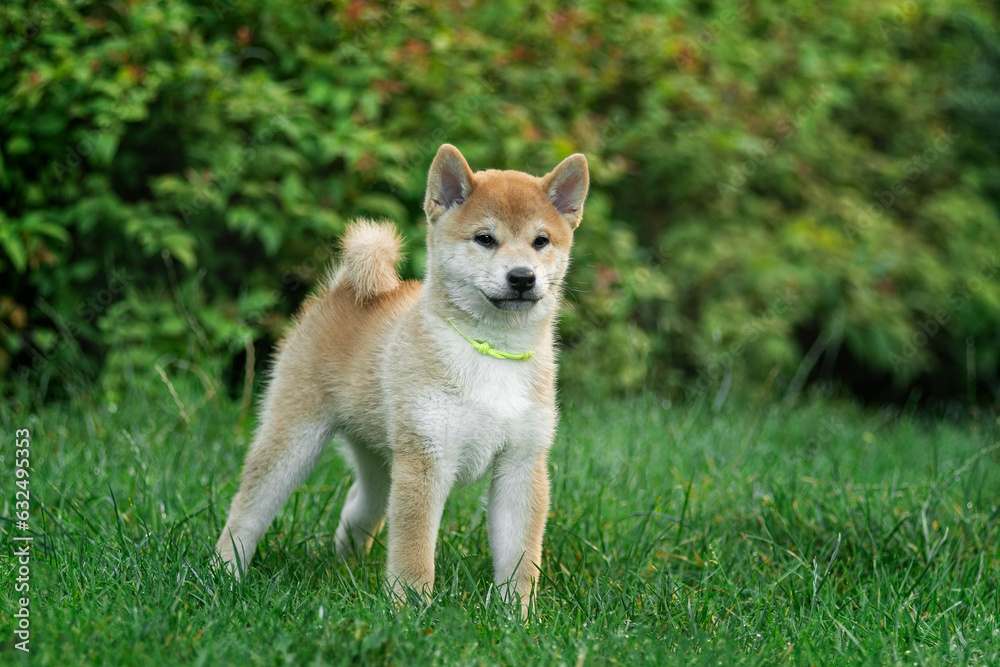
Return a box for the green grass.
[2,388,999,665]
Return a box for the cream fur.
[216,144,589,617]
[335,219,403,300]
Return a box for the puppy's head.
[423,144,589,324]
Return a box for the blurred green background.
[2,0,999,407]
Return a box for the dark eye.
[532,236,550,249]
[475,233,496,247]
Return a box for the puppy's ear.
[542,153,589,229]
[424,144,475,223]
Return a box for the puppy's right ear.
[424,144,474,223]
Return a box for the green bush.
[1,0,999,404]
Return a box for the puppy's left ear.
[542,153,589,229]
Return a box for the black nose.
[507,267,536,294]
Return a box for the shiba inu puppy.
[216,144,588,615]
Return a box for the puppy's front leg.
[385,446,451,602]
[488,451,550,617]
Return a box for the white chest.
[414,352,548,486]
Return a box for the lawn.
[1,389,998,665]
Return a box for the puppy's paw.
[386,576,433,611]
[214,535,249,581]
[496,582,538,623]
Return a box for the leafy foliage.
[1,0,999,401]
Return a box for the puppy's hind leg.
[334,442,391,559]
[216,403,333,578]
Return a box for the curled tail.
[336,219,403,301]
